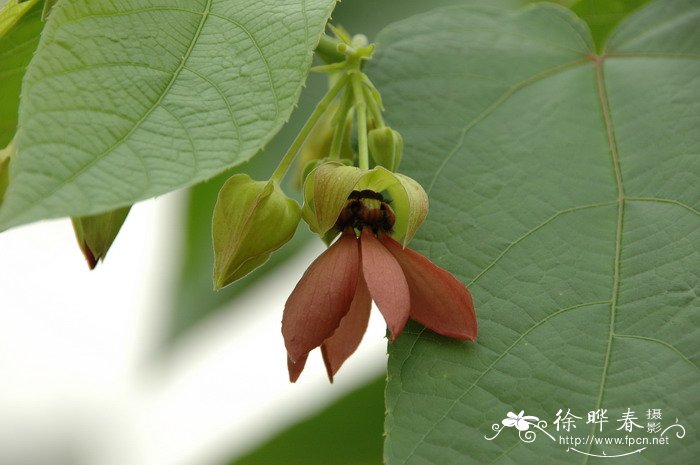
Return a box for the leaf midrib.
[579,53,625,462]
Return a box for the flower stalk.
[270,74,349,183]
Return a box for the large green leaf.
[0,0,43,148]
[228,376,385,465]
[0,0,337,229]
[369,1,699,464]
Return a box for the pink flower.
[282,191,477,382]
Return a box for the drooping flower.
[282,190,477,382]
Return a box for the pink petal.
[282,230,360,363]
[287,353,308,383]
[359,228,410,340]
[321,269,372,382]
[381,234,477,340]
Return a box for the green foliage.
[0,0,43,148]
[368,1,699,463]
[229,376,385,465]
[0,0,337,229]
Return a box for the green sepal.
[302,162,364,235]
[302,163,428,245]
[355,167,428,245]
[72,207,131,269]
[212,174,301,289]
[368,127,403,171]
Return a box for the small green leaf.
[71,206,130,269]
[369,1,699,463]
[0,0,338,230]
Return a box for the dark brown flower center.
[335,190,395,233]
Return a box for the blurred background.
[0,0,648,463]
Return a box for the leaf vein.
[159,104,198,177]
[208,12,280,116]
[400,301,611,465]
[468,201,617,286]
[427,59,589,193]
[56,5,205,27]
[606,7,700,52]
[625,197,700,216]
[583,54,625,463]
[182,66,242,146]
[614,334,699,371]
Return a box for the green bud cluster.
[210,26,429,289]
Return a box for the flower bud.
[368,127,403,171]
[72,207,130,269]
[213,174,301,289]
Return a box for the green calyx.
[302,162,428,246]
[212,174,301,289]
[72,207,131,269]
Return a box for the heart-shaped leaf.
[369,1,699,463]
[0,0,337,229]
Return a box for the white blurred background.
[0,192,386,465]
